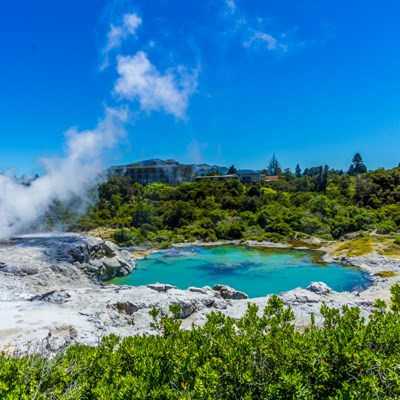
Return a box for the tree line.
[72,157,400,247]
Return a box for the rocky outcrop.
[306,282,332,295]
[30,290,71,304]
[48,236,135,280]
[213,284,248,300]
[0,234,135,301]
[147,283,178,292]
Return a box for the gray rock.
[306,282,332,295]
[212,299,228,309]
[30,290,71,304]
[111,301,139,316]
[147,283,177,293]
[281,288,320,304]
[177,301,197,318]
[188,286,211,294]
[0,264,39,276]
[46,325,77,352]
[201,297,216,307]
[213,284,248,300]
[147,283,178,292]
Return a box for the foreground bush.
[2,286,400,399]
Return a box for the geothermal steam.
[0,108,127,239]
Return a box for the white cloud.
[102,12,142,69]
[225,0,236,13]
[244,31,287,51]
[114,51,198,119]
[123,13,142,35]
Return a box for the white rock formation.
[0,235,399,353]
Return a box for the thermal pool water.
[111,246,371,298]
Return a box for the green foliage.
[227,164,238,174]
[76,166,400,243]
[348,152,367,175]
[267,153,282,175]
[113,228,144,246]
[377,220,397,234]
[3,289,400,398]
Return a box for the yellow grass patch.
[84,227,118,241]
[329,236,400,258]
[374,271,398,278]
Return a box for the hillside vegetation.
[75,166,400,249]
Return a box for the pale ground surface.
[0,235,399,354]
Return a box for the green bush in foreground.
[2,285,400,399]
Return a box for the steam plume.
[0,108,127,239]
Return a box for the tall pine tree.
[267,154,282,175]
[348,153,367,175]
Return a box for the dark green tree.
[131,202,154,227]
[267,154,282,176]
[227,165,238,175]
[320,165,330,193]
[349,153,367,175]
[295,164,302,178]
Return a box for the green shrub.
[171,234,185,244]
[262,232,285,243]
[267,222,293,237]
[113,228,144,246]
[205,234,218,242]
[157,240,172,249]
[216,221,244,240]
[377,220,397,234]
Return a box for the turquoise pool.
[110,245,371,298]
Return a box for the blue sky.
[0,0,399,174]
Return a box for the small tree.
[348,153,367,175]
[227,165,238,174]
[267,154,282,176]
[295,164,302,178]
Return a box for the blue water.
[111,246,371,298]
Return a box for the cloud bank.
[115,51,198,119]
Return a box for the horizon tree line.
[228,152,372,178]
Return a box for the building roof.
[264,175,280,181]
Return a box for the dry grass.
[131,251,149,259]
[83,227,118,241]
[329,236,400,258]
[374,271,398,278]
[331,237,374,257]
